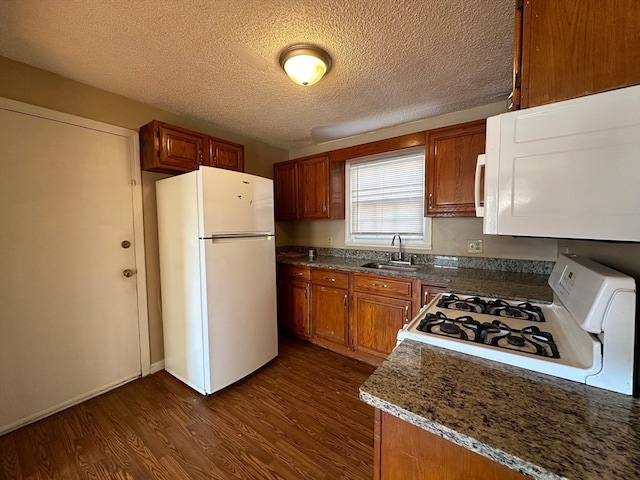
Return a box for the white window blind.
[347,146,429,246]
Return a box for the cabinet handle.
[294,272,303,276]
[305,286,308,299]
[372,283,387,288]
[323,203,327,213]
[424,291,429,306]
[428,193,434,209]
[404,305,409,323]
[344,294,348,307]
[323,277,335,282]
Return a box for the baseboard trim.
[150,360,165,374]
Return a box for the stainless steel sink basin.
[360,262,420,272]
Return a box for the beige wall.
[0,56,288,364]
[277,217,558,261]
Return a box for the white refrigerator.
[156,166,278,395]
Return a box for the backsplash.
[277,247,555,275]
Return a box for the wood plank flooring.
[0,336,377,479]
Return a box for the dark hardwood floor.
[0,336,377,479]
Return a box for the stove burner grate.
[436,294,546,322]
[415,312,559,358]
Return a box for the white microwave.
[475,85,640,242]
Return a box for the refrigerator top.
[197,167,275,236]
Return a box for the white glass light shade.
[279,45,332,86]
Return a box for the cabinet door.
[299,154,330,220]
[311,285,349,346]
[209,139,244,172]
[426,120,486,217]
[158,123,205,171]
[518,0,640,109]
[419,284,446,309]
[352,292,411,358]
[282,280,311,338]
[274,160,299,221]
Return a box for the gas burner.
[483,321,559,358]
[436,294,488,313]
[486,300,546,322]
[417,312,481,342]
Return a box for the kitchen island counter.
[360,339,640,480]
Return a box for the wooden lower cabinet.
[311,272,349,348]
[351,274,413,360]
[375,410,529,480]
[277,266,428,364]
[352,292,410,358]
[277,265,311,339]
[417,281,447,310]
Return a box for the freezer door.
[198,167,274,235]
[201,235,278,393]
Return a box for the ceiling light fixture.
[279,44,332,86]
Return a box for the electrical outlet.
[326,236,333,246]
[467,239,483,254]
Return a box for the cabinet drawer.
[352,274,412,298]
[278,264,310,282]
[311,269,349,289]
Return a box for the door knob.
[123,269,135,277]
[121,240,131,248]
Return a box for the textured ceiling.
[0,0,514,151]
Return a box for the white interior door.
[0,99,148,434]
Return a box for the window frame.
[344,146,432,250]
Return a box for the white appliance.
[397,254,637,395]
[475,85,640,241]
[156,166,278,395]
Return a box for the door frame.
[0,97,151,376]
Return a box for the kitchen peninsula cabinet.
[140,120,244,174]
[512,0,640,110]
[351,274,413,360]
[276,264,311,339]
[374,410,529,480]
[425,120,486,217]
[273,154,345,221]
[311,269,350,351]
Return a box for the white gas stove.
[397,254,637,395]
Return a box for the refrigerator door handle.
[205,233,274,241]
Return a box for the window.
[345,146,432,249]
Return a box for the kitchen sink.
[360,262,420,272]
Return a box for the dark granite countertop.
[277,254,553,303]
[360,339,640,480]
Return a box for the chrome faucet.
[391,234,403,262]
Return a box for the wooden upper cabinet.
[514,0,640,110]
[426,120,486,217]
[274,160,299,221]
[140,120,244,174]
[273,153,345,221]
[140,121,205,173]
[207,138,244,172]
[299,154,331,220]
